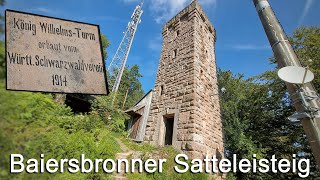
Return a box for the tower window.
[176,30,180,37]
[160,85,164,95]
[173,49,177,58]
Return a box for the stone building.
[127,1,224,159]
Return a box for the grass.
[0,79,210,179]
[0,80,121,179]
[120,137,209,180]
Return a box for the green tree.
[100,34,110,60]
[290,26,320,91]
[220,26,320,179]
[92,64,144,132]
[106,64,144,109]
[117,64,144,109]
[219,70,267,179]
[219,70,317,179]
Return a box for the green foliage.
[290,26,320,92]
[219,70,267,179]
[220,26,320,179]
[219,69,318,179]
[101,34,110,60]
[117,65,144,109]
[121,138,209,180]
[120,136,156,154]
[107,64,144,110]
[91,93,129,132]
[0,80,121,179]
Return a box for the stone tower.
[144,1,224,159]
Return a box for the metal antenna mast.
[108,1,143,93]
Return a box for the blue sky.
[2,0,319,92]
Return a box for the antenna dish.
[278,66,314,84]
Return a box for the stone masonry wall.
[144,1,224,159]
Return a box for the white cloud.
[229,44,270,51]
[149,0,217,24]
[298,0,314,26]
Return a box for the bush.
[0,80,121,179]
[121,138,209,180]
[91,94,129,132]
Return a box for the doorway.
[129,115,142,139]
[164,117,174,145]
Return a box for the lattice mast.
[107,1,143,93]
